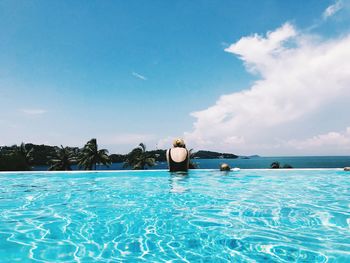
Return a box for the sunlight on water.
[0,170,349,262]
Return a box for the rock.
[344,167,350,171]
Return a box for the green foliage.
[123,143,155,170]
[189,149,199,169]
[15,143,34,166]
[0,152,31,171]
[77,138,111,170]
[0,143,72,166]
[28,144,57,165]
[146,149,167,162]
[0,142,33,171]
[110,149,166,163]
[192,150,238,159]
[48,146,76,171]
[109,154,126,163]
[0,141,239,171]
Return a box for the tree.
[123,143,155,170]
[189,149,199,169]
[78,138,111,170]
[0,152,30,171]
[11,142,34,168]
[48,145,76,171]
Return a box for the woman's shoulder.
[172,147,187,151]
[171,147,188,155]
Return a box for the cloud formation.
[185,23,350,155]
[20,109,47,115]
[286,127,350,153]
[132,71,147,80]
[323,0,343,19]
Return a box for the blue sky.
[1,0,350,155]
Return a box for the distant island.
[239,155,261,159]
[192,150,238,159]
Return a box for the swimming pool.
[0,169,349,262]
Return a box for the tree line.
[0,140,294,171]
[0,139,158,171]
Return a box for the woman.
[166,138,189,172]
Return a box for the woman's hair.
[173,138,186,148]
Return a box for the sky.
[1,0,350,156]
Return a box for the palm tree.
[48,145,76,171]
[123,143,155,170]
[11,142,34,168]
[189,149,199,169]
[78,138,111,170]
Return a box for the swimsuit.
[168,148,189,172]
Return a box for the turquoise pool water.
[0,169,349,262]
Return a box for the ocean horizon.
[33,156,350,171]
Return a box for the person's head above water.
[220,163,231,171]
[173,138,186,148]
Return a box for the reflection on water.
[169,172,189,193]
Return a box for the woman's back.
[167,146,189,172]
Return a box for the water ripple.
[0,170,349,262]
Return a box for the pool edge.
[0,168,345,174]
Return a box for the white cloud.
[323,0,343,19]
[157,136,174,149]
[185,23,350,155]
[20,109,47,115]
[224,23,297,74]
[285,128,350,154]
[132,71,147,80]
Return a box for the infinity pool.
[0,169,349,262]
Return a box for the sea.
[33,156,350,171]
